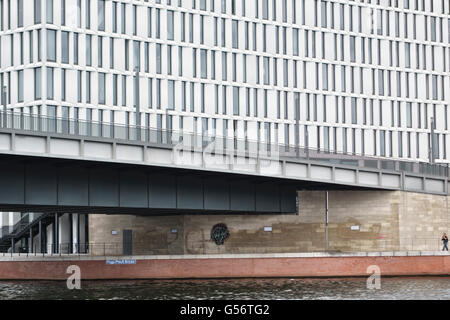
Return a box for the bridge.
[0,112,448,254]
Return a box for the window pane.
[167,10,174,40]
[46,0,53,23]
[61,31,69,63]
[34,0,41,23]
[18,70,24,102]
[98,73,105,104]
[46,29,56,61]
[46,67,54,99]
[35,67,42,100]
[86,35,92,66]
[233,86,239,115]
[156,44,161,74]
[168,80,174,110]
[98,0,105,31]
[201,49,207,79]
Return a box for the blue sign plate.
[106,259,137,265]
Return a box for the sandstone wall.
[398,192,449,251]
[88,191,450,255]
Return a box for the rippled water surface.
[0,277,449,300]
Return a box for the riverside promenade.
[0,252,449,280]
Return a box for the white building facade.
[0,0,449,164]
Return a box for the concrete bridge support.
[40,213,88,254]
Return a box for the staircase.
[0,213,53,253]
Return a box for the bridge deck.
[0,112,448,198]
[0,125,447,197]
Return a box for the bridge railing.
[0,111,448,178]
[0,238,446,257]
[0,242,90,255]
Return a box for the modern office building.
[1,0,448,161]
[0,0,449,254]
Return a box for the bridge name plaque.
[106,259,137,265]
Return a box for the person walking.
[442,233,449,251]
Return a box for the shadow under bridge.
[0,154,353,215]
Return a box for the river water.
[0,277,449,300]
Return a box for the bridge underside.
[0,154,370,215]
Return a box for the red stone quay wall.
[0,254,449,280]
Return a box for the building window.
[61,69,66,101]
[86,71,91,103]
[168,80,175,110]
[233,86,240,116]
[46,0,53,24]
[201,49,208,79]
[18,70,24,102]
[167,10,174,40]
[46,67,54,100]
[98,73,105,104]
[34,0,41,24]
[98,0,105,31]
[61,31,69,64]
[46,29,56,62]
[86,34,92,66]
[85,0,91,29]
[34,67,42,100]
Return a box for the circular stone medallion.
[210,223,230,245]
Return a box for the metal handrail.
[0,238,447,257]
[6,213,43,237]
